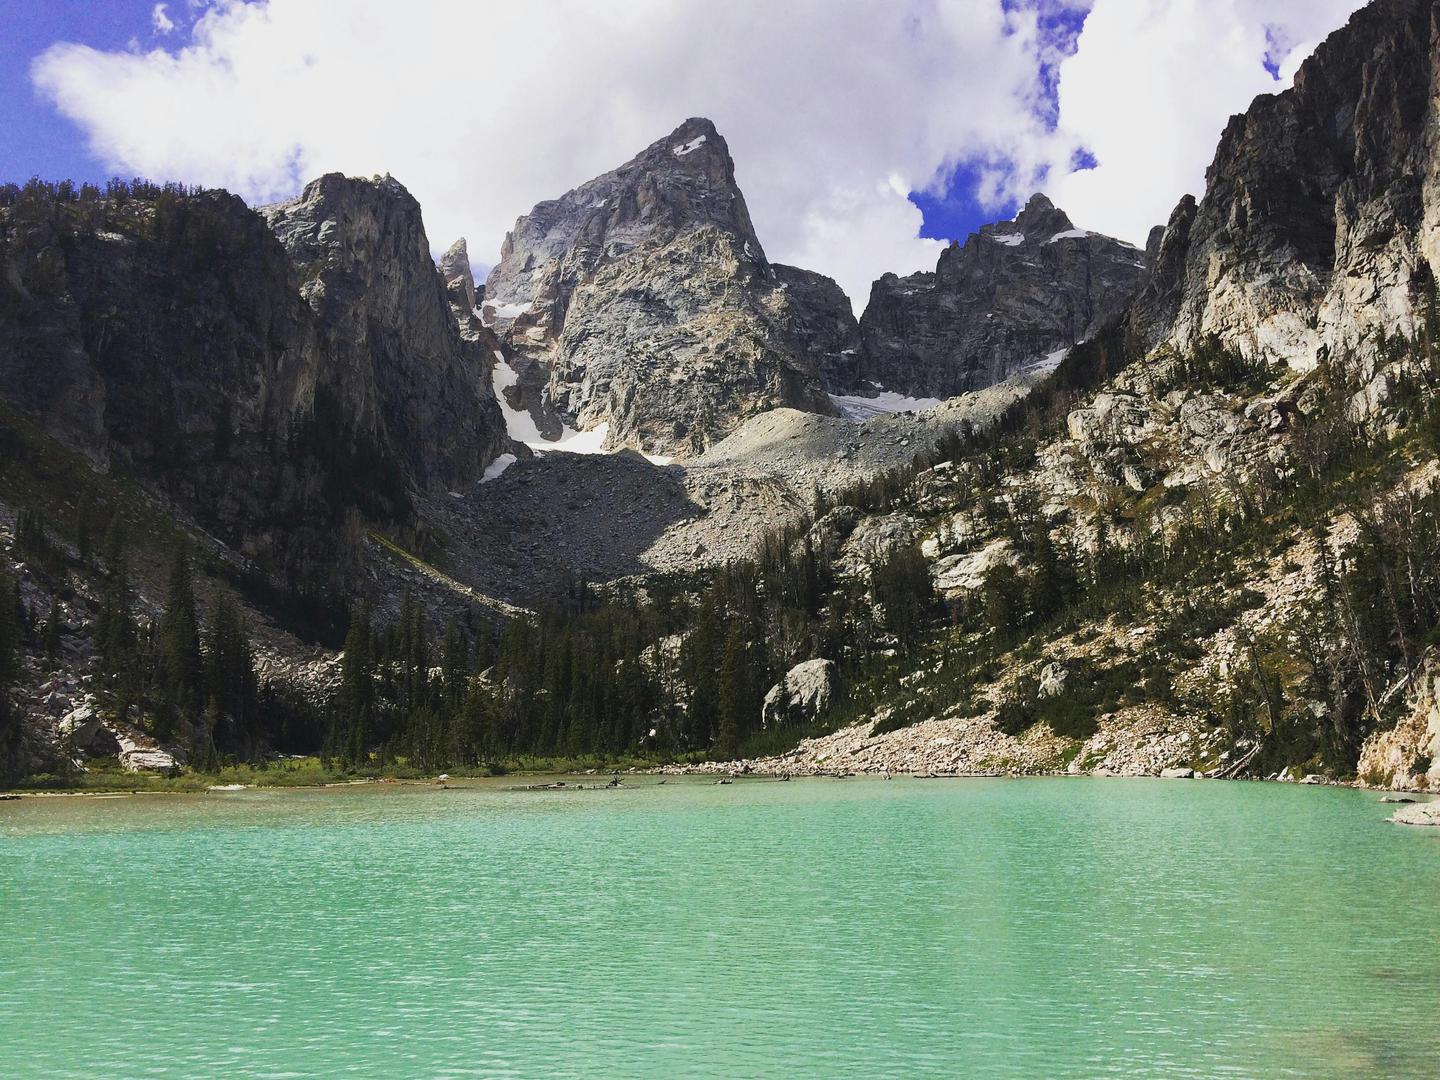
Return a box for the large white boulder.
[762,659,837,729]
[931,538,1017,596]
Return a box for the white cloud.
[1044,0,1367,245]
[151,4,175,35]
[32,0,1366,309]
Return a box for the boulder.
[120,747,180,775]
[1390,801,1440,827]
[56,703,101,748]
[1160,766,1196,779]
[762,659,838,729]
[1037,662,1069,700]
[931,538,1017,596]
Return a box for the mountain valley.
[3,0,1440,797]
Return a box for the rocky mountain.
[8,0,1440,791]
[1134,0,1438,369]
[261,174,510,491]
[0,173,511,587]
[481,117,841,457]
[851,194,1148,399]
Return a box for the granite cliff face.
[1135,0,1440,368]
[854,194,1147,398]
[0,175,511,581]
[261,175,510,490]
[482,118,839,457]
[0,185,316,555]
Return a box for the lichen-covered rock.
[1358,667,1440,791]
[481,118,838,457]
[1037,662,1069,700]
[931,538,1018,597]
[855,194,1147,398]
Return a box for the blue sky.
[0,0,167,185]
[914,1,1092,241]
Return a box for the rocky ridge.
[854,194,1148,398]
[1134,0,1440,369]
[261,174,512,491]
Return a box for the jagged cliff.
[261,174,510,491]
[853,194,1147,398]
[1135,0,1440,368]
[0,174,511,583]
[481,118,841,456]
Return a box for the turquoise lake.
[2,777,1438,1078]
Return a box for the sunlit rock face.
[481,117,841,458]
[1134,0,1440,371]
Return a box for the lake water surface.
[2,777,1438,1078]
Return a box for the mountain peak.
[1013,192,1073,236]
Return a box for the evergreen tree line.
[326,594,504,770]
[0,566,21,759]
[92,526,326,764]
[6,501,328,771]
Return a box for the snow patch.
[672,135,707,157]
[480,299,531,327]
[490,353,669,463]
[830,389,945,421]
[1021,347,1071,376]
[480,453,517,483]
[1045,229,1090,245]
[991,233,1026,247]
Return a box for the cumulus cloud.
[32,0,1365,307]
[151,4,175,35]
[1045,0,1366,245]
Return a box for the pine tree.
[337,606,375,766]
[95,524,136,675]
[0,570,18,752]
[203,589,258,750]
[159,551,204,724]
[43,598,61,668]
[74,492,95,564]
[716,625,759,759]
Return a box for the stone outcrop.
[1358,665,1440,791]
[481,117,838,457]
[439,236,478,313]
[1390,800,1440,825]
[261,174,510,490]
[761,659,838,729]
[854,194,1147,398]
[1134,0,1440,369]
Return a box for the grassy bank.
[6,752,700,795]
